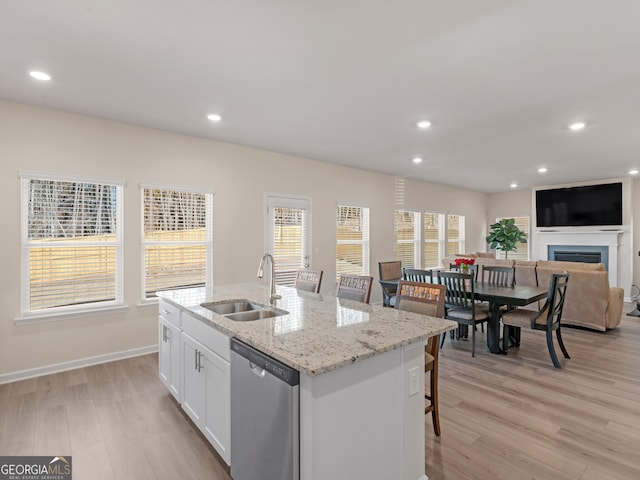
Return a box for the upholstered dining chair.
[395,280,445,436]
[378,261,402,307]
[437,270,489,357]
[501,272,570,368]
[336,274,373,303]
[294,269,323,293]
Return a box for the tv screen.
[536,183,622,227]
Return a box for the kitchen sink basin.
[200,299,288,321]
[225,308,288,322]
[201,300,263,315]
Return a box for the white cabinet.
[181,331,231,465]
[159,299,182,402]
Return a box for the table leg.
[486,302,504,354]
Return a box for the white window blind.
[446,214,465,256]
[336,205,370,279]
[21,173,123,314]
[423,212,444,268]
[271,206,308,287]
[495,216,530,261]
[142,186,212,299]
[395,210,420,268]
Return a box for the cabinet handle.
[195,349,199,371]
[198,351,204,372]
[162,325,167,342]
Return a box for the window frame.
[140,183,214,303]
[423,211,446,269]
[19,171,125,322]
[395,209,421,268]
[446,213,466,257]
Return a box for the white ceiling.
[2,0,640,193]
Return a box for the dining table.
[387,277,548,354]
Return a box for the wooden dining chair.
[402,267,435,283]
[378,261,402,307]
[395,280,445,436]
[437,270,489,357]
[479,265,515,287]
[294,269,323,293]
[501,272,570,368]
[336,274,373,303]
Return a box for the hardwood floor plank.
[71,442,116,480]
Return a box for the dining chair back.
[378,261,402,307]
[294,269,323,293]
[395,280,445,436]
[336,274,373,304]
[501,272,571,368]
[480,265,515,287]
[437,270,489,357]
[402,268,435,283]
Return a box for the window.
[423,212,445,268]
[446,214,465,256]
[495,216,530,261]
[395,210,420,268]
[266,194,311,287]
[336,205,370,279]
[21,172,123,315]
[142,185,213,299]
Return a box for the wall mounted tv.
[535,182,622,227]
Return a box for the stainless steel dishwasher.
[230,338,300,480]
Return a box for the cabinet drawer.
[159,299,182,327]
[182,312,230,362]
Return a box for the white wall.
[0,100,488,377]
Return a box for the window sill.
[15,304,130,325]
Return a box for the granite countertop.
[157,282,457,377]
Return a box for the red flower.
[454,258,475,266]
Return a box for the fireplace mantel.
[535,229,622,287]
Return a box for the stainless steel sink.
[226,308,288,322]
[201,300,263,315]
[200,299,288,321]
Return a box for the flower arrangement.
[454,258,475,272]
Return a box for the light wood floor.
[1,314,639,480]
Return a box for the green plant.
[486,218,527,259]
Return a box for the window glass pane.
[423,212,443,268]
[273,207,306,286]
[143,187,211,298]
[395,210,419,268]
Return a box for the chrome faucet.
[257,252,281,305]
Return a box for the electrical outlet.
[408,366,419,396]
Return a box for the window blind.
[336,205,370,279]
[143,187,212,298]
[22,176,123,313]
[423,212,444,268]
[446,214,465,256]
[395,210,420,268]
[272,206,307,286]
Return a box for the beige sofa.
[444,253,624,331]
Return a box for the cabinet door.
[159,318,172,389]
[159,317,182,401]
[181,333,204,425]
[202,349,231,465]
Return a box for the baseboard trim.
[0,345,159,385]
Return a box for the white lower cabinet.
[159,317,182,402]
[181,331,231,466]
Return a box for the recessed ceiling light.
[416,120,431,129]
[29,70,51,81]
[510,183,518,188]
[538,167,548,173]
[207,113,222,122]
[412,157,423,164]
[629,169,639,175]
[569,122,586,131]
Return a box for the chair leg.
[431,363,441,436]
[556,327,571,359]
[502,324,510,352]
[471,323,476,357]
[546,330,561,368]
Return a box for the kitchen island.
[157,282,456,480]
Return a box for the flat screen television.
[535,182,622,227]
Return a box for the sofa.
[444,253,624,331]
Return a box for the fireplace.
[547,244,608,269]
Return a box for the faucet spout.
[257,253,281,305]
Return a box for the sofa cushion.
[536,260,605,271]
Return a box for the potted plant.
[486,218,527,259]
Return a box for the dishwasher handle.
[249,362,266,378]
